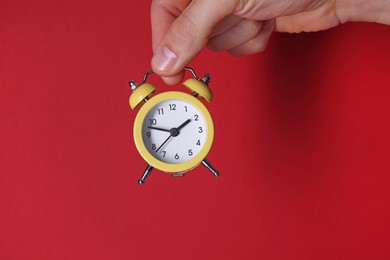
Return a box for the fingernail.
[152,46,177,72]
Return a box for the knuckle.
[232,19,262,39]
[152,0,181,15]
[230,38,267,56]
[250,39,267,53]
[246,20,263,36]
[152,0,168,7]
[151,0,164,11]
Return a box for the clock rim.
[133,91,214,173]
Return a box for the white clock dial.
[141,99,207,164]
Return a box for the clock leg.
[201,159,219,177]
[138,164,153,185]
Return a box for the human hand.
[150,0,390,85]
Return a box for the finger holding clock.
[151,0,236,84]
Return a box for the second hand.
[155,134,172,153]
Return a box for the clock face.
[141,99,208,164]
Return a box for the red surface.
[1,1,390,259]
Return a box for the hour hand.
[148,126,170,132]
[176,119,191,131]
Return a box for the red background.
[1,1,390,259]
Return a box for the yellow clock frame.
[133,91,214,173]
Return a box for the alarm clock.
[129,67,219,184]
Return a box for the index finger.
[151,0,237,79]
[151,0,191,53]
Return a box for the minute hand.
[148,126,170,132]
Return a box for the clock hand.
[176,119,191,131]
[155,119,192,153]
[148,126,171,132]
[155,134,172,153]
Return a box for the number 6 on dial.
[129,67,219,184]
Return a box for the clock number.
[174,153,179,160]
[169,104,176,110]
[188,149,193,156]
[184,106,188,112]
[162,151,166,157]
[149,119,157,125]
[198,127,203,133]
[194,114,199,121]
[146,132,151,138]
[152,144,156,150]
[196,140,201,146]
[157,108,164,115]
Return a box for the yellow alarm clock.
[129,67,219,184]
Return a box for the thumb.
[151,0,236,77]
